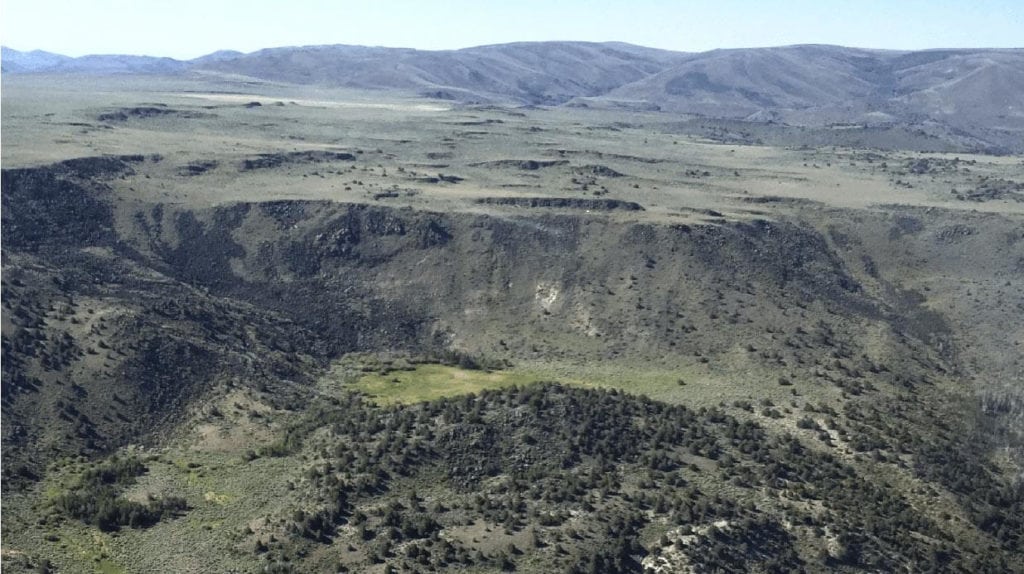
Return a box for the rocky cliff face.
[117,197,876,357]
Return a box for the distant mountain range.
[2,47,188,74]
[4,42,1023,152]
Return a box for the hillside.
[4,42,1023,151]
[190,42,687,105]
[4,152,1023,573]
[597,45,889,114]
[1,73,1023,572]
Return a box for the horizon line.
[5,41,1024,63]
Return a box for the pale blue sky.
[1,0,1021,59]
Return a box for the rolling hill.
[5,41,1022,151]
[1,47,187,75]
[188,42,688,104]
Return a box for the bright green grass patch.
[349,360,760,407]
[350,358,809,409]
[353,364,546,405]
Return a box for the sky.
[1,0,1021,59]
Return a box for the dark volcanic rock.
[471,159,570,170]
[240,150,357,170]
[475,196,644,211]
[97,107,211,122]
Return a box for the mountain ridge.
[4,42,1024,152]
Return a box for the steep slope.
[3,152,1023,572]
[0,158,329,478]
[0,153,932,472]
